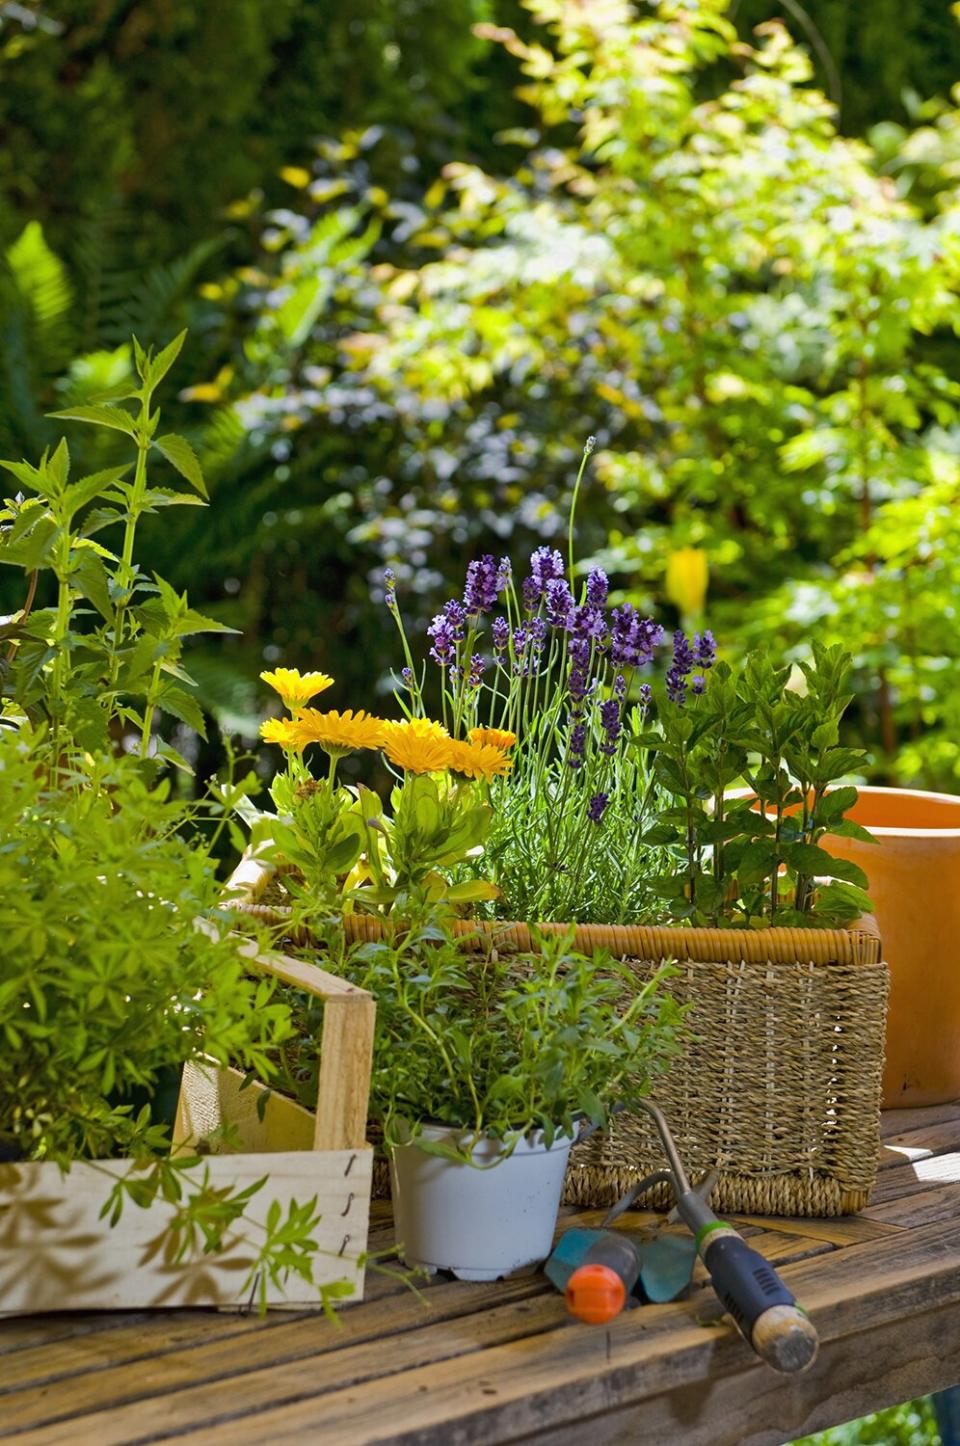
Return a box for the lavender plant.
[386,443,670,923]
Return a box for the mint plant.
[641,643,876,928]
[0,330,229,765]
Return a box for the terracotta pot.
[824,787,960,1109]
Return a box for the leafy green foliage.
[642,645,874,928]
[192,0,960,791]
[307,911,684,1158]
[0,727,291,1163]
[789,1395,939,1446]
[0,332,230,762]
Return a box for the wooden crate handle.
[231,932,375,1153]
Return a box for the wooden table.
[3,1103,960,1446]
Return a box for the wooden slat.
[0,1152,370,1315]
[9,1212,960,1445]
[728,1213,902,1245]
[862,1181,960,1229]
[880,1100,960,1138]
[868,1151,960,1206]
[510,1299,960,1446]
[159,1215,960,1446]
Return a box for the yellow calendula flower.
[260,717,305,750]
[381,717,452,774]
[449,738,514,781]
[468,726,517,752]
[665,548,708,620]
[293,708,388,758]
[260,667,334,710]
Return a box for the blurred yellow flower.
[293,708,388,758]
[260,667,334,710]
[260,717,304,750]
[381,717,452,774]
[665,548,708,619]
[468,726,517,752]
[449,738,514,781]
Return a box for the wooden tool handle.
[702,1232,819,1373]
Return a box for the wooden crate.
[0,936,375,1314]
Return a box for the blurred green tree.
[187,0,960,785]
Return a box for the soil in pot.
[390,1124,574,1282]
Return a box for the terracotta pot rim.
[727,784,960,839]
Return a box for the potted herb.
[266,909,681,1282]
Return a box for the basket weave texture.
[232,859,888,1217]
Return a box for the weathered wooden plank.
[880,1119,960,1167]
[1,1294,572,1441]
[880,1100,960,1138]
[509,1299,960,1446]
[10,1215,960,1445]
[728,1213,902,1245]
[862,1182,960,1229]
[868,1152,960,1206]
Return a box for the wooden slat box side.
[0,1149,371,1313]
[0,936,376,1315]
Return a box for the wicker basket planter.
[230,853,888,1218]
[0,934,375,1315]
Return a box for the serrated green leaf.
[148,331,187,388]
[49,403,139,437]
[153,434,207,497]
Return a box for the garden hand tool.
[546,1100,819,1374]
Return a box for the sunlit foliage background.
[2,0,960,796]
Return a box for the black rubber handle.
[702,1233,819,1373]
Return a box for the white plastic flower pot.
[389,1124,574,1282]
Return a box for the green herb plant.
[641,645,877,928]
[0,334,362,1312]
[0,329,229,766]
[285,906,684,1165]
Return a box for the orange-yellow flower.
[260,717,305,750]
[292,708,388,758]
[468,726,517,752]
[260,667,334,710]
[381,717,452,774]
[448,738,514,781]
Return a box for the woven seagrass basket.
[230,854,888,1217]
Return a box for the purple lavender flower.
[384,567,398,611]
[464,555,500,615]
[572,604,608,648]
[545,577,574,630]
[666,630,695,704]
[467,654,486,688]
[694,630,717,669]
[495,557,511,592]
[567,666,591,710]
[491,616,509,653]
[586,567,609,608]
[587,792,609,825]
[611,606,664,668]
[522,547,565,608]
[599,698,621,756]
[639,682,652,711]
[512,626,531,677]
[401,666,414,688]
[692,674,706,695]
[614,673,627,700]
[568,721,587,770]
[427,600,465,666]
[529,616,547,651]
